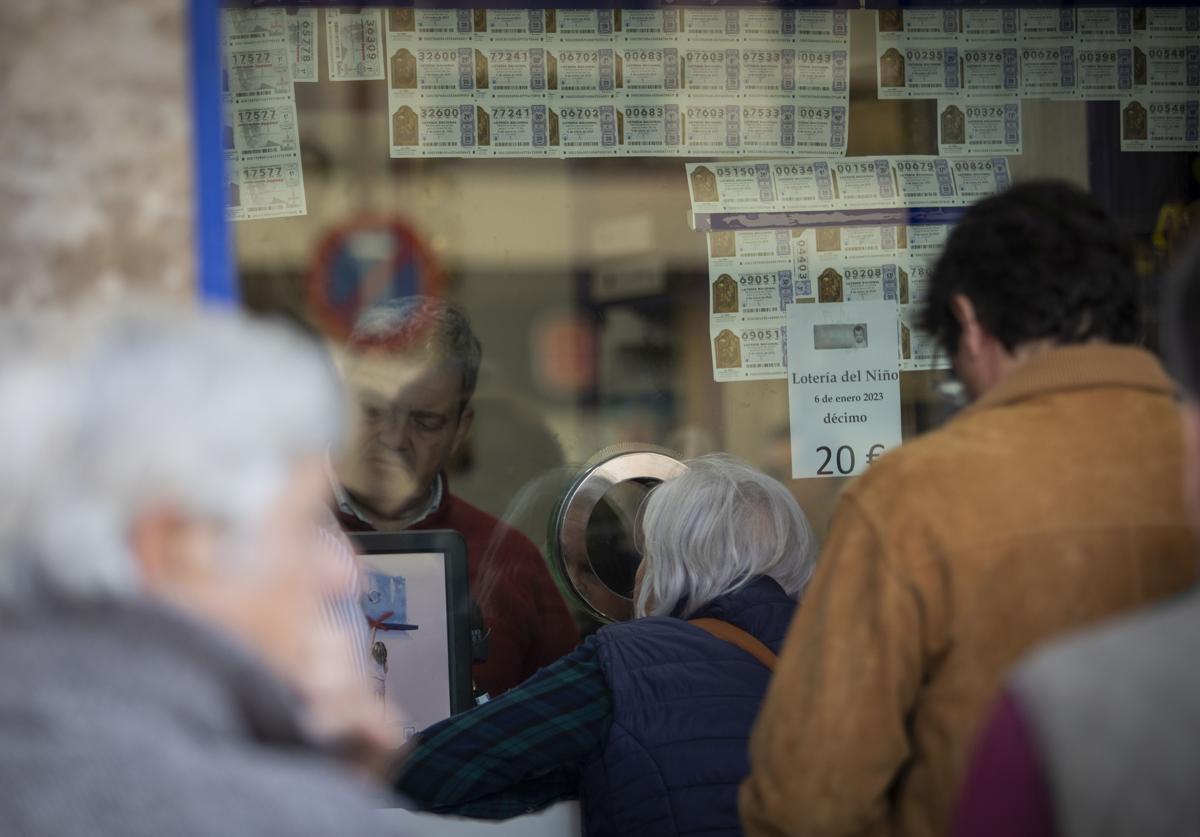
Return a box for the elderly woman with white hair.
[0,303,403,837]
[396,455,818,837]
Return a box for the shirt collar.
[962,343,1176,417]
[328,458,444,530]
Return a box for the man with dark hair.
[333,296,578,698]
[741,181,1197,837]
[920,179,1141,391]
[951,236,1200,837]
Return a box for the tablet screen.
[359,551,453,739]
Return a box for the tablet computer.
[350,530,473,738]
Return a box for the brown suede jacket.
[741,344,1199,837]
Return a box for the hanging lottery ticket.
[222,8,306,221]
[285,9,317,82]
[937,99,1023,155]
[327,8,385,81]
[1120,95,1200,151]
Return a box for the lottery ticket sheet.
[707,225,954,379]
[877,7,1197,102]
[384,7,851,157]
[691,155,991,378]
[1132,8,1200,98]
[685,155,1008,213]
[223,8,307,220]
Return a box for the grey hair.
[0,300,344,603]
[349,296,482,407]
[635,455,818,618]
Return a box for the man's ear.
[950,293,983,358]
[451,404,475,455]
[129,509,213,592]
[129,509,182,588]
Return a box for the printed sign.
[788,302,903,479]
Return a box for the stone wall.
[0,0,194,305]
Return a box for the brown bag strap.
[687,618,778,671]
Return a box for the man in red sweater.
[332,296,579,697]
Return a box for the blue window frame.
[189,0,237,303]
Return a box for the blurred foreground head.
[0,300,344,679]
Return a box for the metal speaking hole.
[553,450,688,623]
[584,479,657,599]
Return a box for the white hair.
[635,455,818,618]
[0,300,344,603]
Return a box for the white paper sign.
[788,302,902,479]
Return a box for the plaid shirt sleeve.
[393,636,611,820]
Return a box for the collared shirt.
[332,471,444,532]
[395,637,612,819]
[313,523,371,680]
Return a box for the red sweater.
[335,484,580,696]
